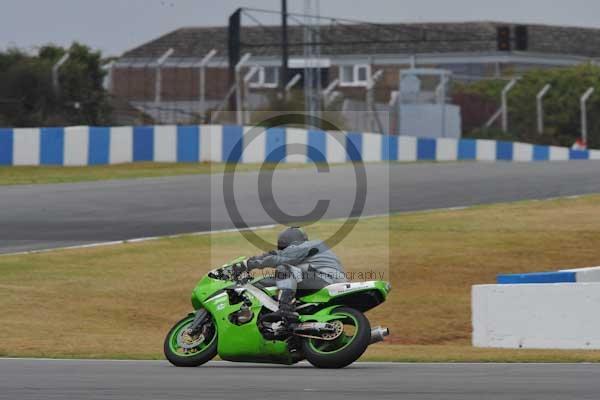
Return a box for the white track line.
[0,194,585,257]
[0,224,276,257]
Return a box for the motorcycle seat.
[253,277,325,298]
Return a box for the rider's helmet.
[277,226,308,250]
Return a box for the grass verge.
[2,195,600,361]
[0,162,311,185]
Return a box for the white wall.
[560,266,600,283]
[399,104,461,139]
[472,283,600,349]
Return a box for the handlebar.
[208,264,251,284]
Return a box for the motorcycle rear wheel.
[302,307,371,369]
[164,312,218,367]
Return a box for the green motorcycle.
[164,257,391,369]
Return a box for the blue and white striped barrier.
[1,124,599,166]
[497,266,600,284]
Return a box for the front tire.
[302,307,371,369]
[163,312,218,367]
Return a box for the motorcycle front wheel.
[301,307,371,369]
[163,312,218,367]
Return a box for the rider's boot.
[264,289,299,326]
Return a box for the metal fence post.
[198,49,217,121]
[366,69,383,132]
[536,84,551,134]
[102,60,115,92]
[388,91,399,135]
[581,87,595,144]
[52,53,70,95]
[235,53,251,125]
[155,48,174,103]
[243,66,259,124]
[322,79,339,107]
[284,73,301,100]
[501,78,518,132]
[397,69,403,135]
[435,73,449,137]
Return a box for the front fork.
[187,308,209,336]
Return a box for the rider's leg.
[269,264,335,322]
[268,264,301,322]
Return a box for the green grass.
[0,160,450,186]
[2,195,600,361]
[0,162,312,185]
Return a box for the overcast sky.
[1,0,599,57]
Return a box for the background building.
[109,20,600,134]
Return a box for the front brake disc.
[177,328,205,350]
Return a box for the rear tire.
[302,307,370,369]
[163,313,218,367]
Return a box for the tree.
[0,43,112,127]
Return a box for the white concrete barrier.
[560,266,600,283]
[472,283,600,349]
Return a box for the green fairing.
[299,280,390,303]
[299,305,347,322]
[191,275,232,308]
[190,256,249,307]
[201,284,292,364]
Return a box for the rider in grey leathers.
[234,227,347,324]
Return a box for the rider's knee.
[275,264,293,280]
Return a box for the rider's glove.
[231,260,248,276]
[246,256,263,270]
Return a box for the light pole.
[280,0,288,97]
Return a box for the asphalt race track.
[1,359,599,400]
[2,161,600,254]
[3,163,600,399]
